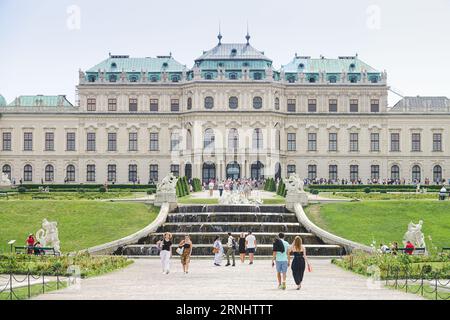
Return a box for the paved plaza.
[35,258,422,300]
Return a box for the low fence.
[384,266,450,300]
[0,272,68,300]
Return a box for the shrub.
[99,186,107,193]
[17,186,27,193]
[364,187,371,194]
[310,189,319,195]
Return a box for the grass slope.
[0,201,158,253]
[306,201,450,249]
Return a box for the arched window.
[349,76,357,83]
[328,76,337,83]
[309,77,316,83]
[186,129,192,150]
[226,162,240,179]
[205,73,213,80]
[109,74,117,82]
[66,165,75,182]
[308,165,317,180]
[202,162,216,183]
[250,161,264,180]
[369,76,378,83]
[187,97,192,110]
[433,165,442,183]
[184,163,192,180]
[203,128,215,150]
[252,128,263,150]
[229,73,237,80]
[391,165,400,180]
[253,96,262,109]
[412,165,421,182]
[45,165,54,182]
[287,76,295,83]
[88,75,96,83]
[253,72,262,80]
[2,164,11,180]
[129,75,138,82]
[171,75,180,82]
[150,75,158,82]
[229,96,238,109]
[23,164,32,182]
[204,96,214,109]
[275,97,280,110]
[228,128,239,151]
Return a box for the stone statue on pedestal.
[284,173,308,209]
[154,173,178,207]
[403,220,427,253]
[0,172,12,189]
[36,219,61,253]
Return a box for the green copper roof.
[7,95,74,107]
[87,55,185,73]
[282,56,380,73]
[0,94,6,106]
[195,43,272,62]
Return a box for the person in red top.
[405,241,415,255]
[26,234,35,254]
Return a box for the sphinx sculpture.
[154,173,178,207]
[285,173,308,209]
[285,173,304,193]
[36,219,61,253]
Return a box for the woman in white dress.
[213,235,224,266]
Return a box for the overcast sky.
[1,0,449,106]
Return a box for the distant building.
[1,33,449,185]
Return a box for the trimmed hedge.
[276,179,286,197]
[13,184,157,193]
[175,176,191,197]
[192,178,202,192]
[264,178,276,192]
[306,184,443,192]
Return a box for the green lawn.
[0,281,67,300]
[0,201,159,253]
[306,201,450,249]
[0,191,146,201]
[321,192,439,201]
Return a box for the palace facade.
[1,33,450,185]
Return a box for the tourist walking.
[238,232,246,263]
[178,235,193,274]
[208,180,215,197]
[225,232,236,266]
[213,235,224,266]
[272,232,290,290]
[218,181,224,197]
[245,231,257,265]
[157,232,172,274]
[290,236,309,290]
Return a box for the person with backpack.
[272,232,290,290]
[225,232,236,266]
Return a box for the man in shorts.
[272,232,290,290]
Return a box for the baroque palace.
[1,33,449,185]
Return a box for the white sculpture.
[403,220,426,250]
[36,219,61,253]
[219,190,263,205]
[0,172,12,187]
[156,173,178,193]
[285,173,304,193]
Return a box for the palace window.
[150,75,158,82]
[350,165,359,182]
[45,165,54,182]
[252,128,263,150]
[129,132,138,151]
[149,164,159,182]
[171,75,180,82]
[308,99,317,112]
[107,133,117,151]
[66,165,75,182]
[329,99,338,112]
[287,133,296,151]
[287,76,296,83]
[411,133,421,152]
[204,96,214,109]
[150,99,159,112]
[128,164,138,182]
[370,99,380,112]
[308,133,317,151]
[329,165,338,181]
[308,165,317,180]
[107,164,116,182]
[87,98,96,111]
[253,72,262,80]
[108,98,117,111]
[204,128,215,150]
[287,99,296,112]
[149,132,159,151]
[287,165,296,176]
[170,133,180,151]
[412,165,421,182]
[391,165,400,180]
[129,75,138,82]
[433,165,442,183]
[109,74,117,82]
[23,164,33,182]
[129,98,138,112]
[187,97,192,110]
[349,76,357,83]
[371,165,380,180]
[433,133,442,151]
[370,76,378,83]
[229,96,238,109]
[170,164,180,177]
[328,76,337,83]
[205,73,213,80]
[229,73,237,80]
[350,99,358,112]
[309,77,316,83]
[329,133,337,151]
[45,132,54,151]
[2,164,11,180]
[370,133,380,152]
[86,132,96,151]
[349,133,359,152]
[228,129,239,151]
[2,132,11,151]
[253,96,263,109]
[86,165,96,182]
[274,97,280,110]
[171,99,179,112]
[24,132,33,151]
[390,133,400,152]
